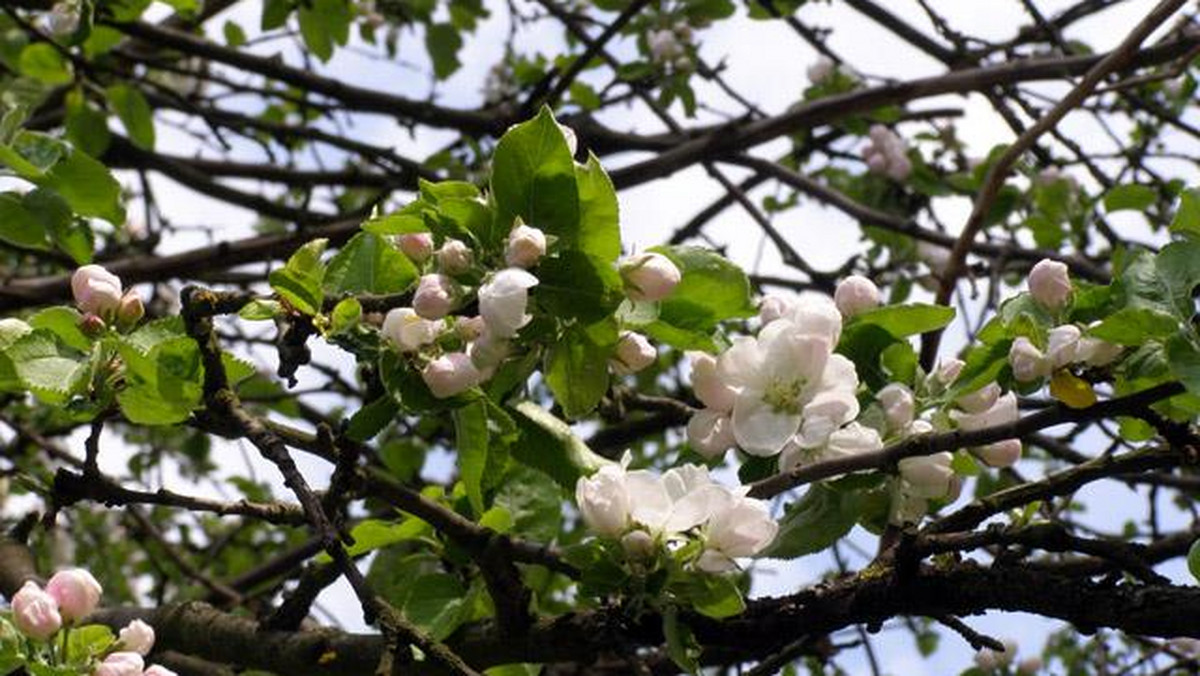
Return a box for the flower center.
[763,377,805,413]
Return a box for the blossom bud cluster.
[862,124,912,181]
[383,178,682,399]
[1009,260,1121,383]
[646,21,694,73]
[687,294,861,465]
[10,569,176,676]
[575,456,778,573]
[1009,324,1121,384]
[71,266,145,332]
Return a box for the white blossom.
[382,308,443,352]
[717,305,859,456]
[478,268,539,337]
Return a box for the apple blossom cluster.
[1008,259,1122,384]
[646,22,694,73]
[381,158,681,400]
[70,265,145,334]
[575,455,778,573]
[8,569,176,676]
[876,365,1022,525]
[862,124,913,182]
[684,272,1040,526]
[806,56,836,85]
[974,638,1042,674]
[685,292,861,463]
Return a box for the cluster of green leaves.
[259,0,487,72]
[0,615,118,676]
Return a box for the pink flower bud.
[381,308,442,352]
[413,274,456,320]
[71,265,124,317]
[877,383,915,430]
[80,313,107,337]
[1009,337,1049,382]
[611,332,656,375]
[620,253,681,302]
[116,290,145,329]
[421,352,481,398]
[620,529,656,560]
[437,239,473,275]
[94,652,144,676]
[118,618,155,655]
[974,438,1022,468]
[834,275,880,317]
[398,233,434,262]
[504,221,547,268]
[1028,258,1071,311]
[898,452,957,499]
[11,581,61,640]
[144,666,179,676]
[46,567,102,623]
[956,383,1000,414]
[935,358,964,386]
[807,56,834,84]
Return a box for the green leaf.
[346,396,398,442]
[647,245,756,345]
[329,298,362,335]
[66,624,114,661]
[493,466,564,542]
[65,92,112,158]
[850,303,956,338]
[318,517,429,562]
[6,329,89,404]
[1154,240,1200,319]
[535,250,624,323]
[453,400,490,514]
[762,483,856,559]
[1189,539,1200,582]
[37,140,125,225]
[324,232,417,295]
[18,43,74,85]
[425,23,463,80]
[28,307,90,352]
[509,400,609,489]
[24,188,92,264]
[1171,188,1200,238]
[663,607,700,675]
[117,336,205,425]
[261,0,292,30]
[269,238,327,315]
[492,106,580,249]
[1167,334,1200,396]
[0,192,47,249]
[1103,183,1157,212]
[678,574,745,619]
[1089,307,1179,345]
[239,299,283,321]
[575,154,621,262]
[544,317,617,419]
[223,20,248,47]
[367,551,468,641]
[106,83,156,150]
[298,0,350,61]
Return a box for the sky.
[8,0,1195,674]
